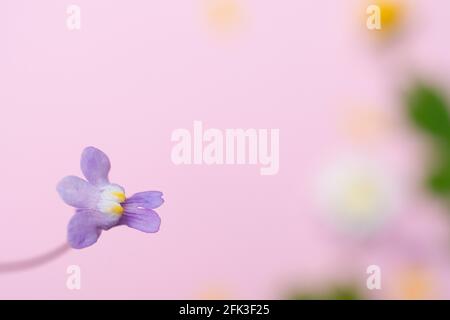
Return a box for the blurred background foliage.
[407,84,450,198]
[287,285,362,300]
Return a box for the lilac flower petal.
[80,147,111,186]
[67,211,102,249]
[124,191,164,209]
[57,176,99,208]
[91,209,122,231]
[120,207,161,233]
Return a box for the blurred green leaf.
[407,84,450,140]
[287,285,362,300]
[406,83,450,199]
[427,159,450,195]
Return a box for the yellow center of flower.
[97,186,126,216]
[111,191,126,203]
[342,177,379,217]
[110,204,124,215]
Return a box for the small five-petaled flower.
[57,147,163,249]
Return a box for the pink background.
[1,0,450,299]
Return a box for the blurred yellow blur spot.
[379,0,404,31]
[340,106,392,145]
[205,0,243,35]
[197,284,232,300]
[364,0,407,37]
[397,267,434,300]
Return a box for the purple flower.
[57,147,163,249]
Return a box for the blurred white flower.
[315,157,398,236]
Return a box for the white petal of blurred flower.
[315,156,399,236]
